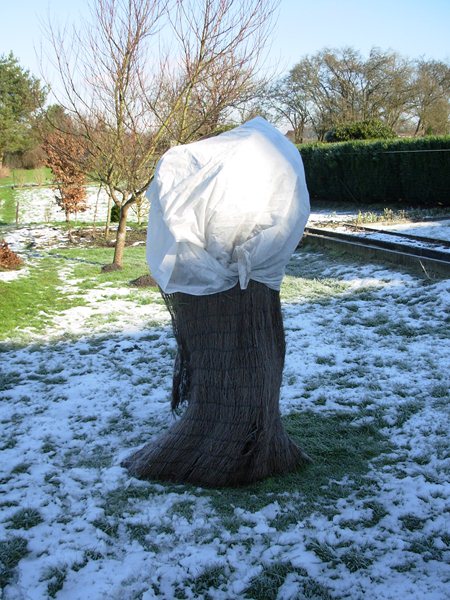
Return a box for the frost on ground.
[322,225,450,255]
[375,219,450,243]
[308,210,358,225]
[308,212,450,245]
[3,226,70,254]
[14,187,148,225]
[1,248,449,599]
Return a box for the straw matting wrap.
[122,280,310,487]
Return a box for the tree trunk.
[122,280,310,487]
[112,203,130,268]
[65,210,73,242]
[105,193,112,239]
[414,118,422,137]
[294,124,305,144]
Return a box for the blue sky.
[2,0,449,80]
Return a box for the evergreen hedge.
[298,136,450,206]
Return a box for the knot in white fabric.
[146,116,310,295]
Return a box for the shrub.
[0,241,23,270]
[20,145,47,169]
[110,204,120,222]
[298,135,450,206]
[43,131,87,223]
[3,146,46,169]
[325,119,396,142]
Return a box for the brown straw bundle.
[122,280,310,487]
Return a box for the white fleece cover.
[146,116,310,295]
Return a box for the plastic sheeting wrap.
[146,116,310,295]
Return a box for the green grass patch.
[340,547,373,572]
[10,462,31,475]
[400,514,426,532]
[0,371,22,392]
[281,274,348,303]
[169,500,195,521]
[0,257,85,341]
[189,565,228,597]
[243,561,334,600]
[143,413,370,527]
[206,410,389,523]
[0,186,17,225]
[126,524,158,552]
[0,536,29,588]
[102,485,154,517]
[43,565,67,598]
[0,245,154,340]
[408,535,443,562]
[394,400,424,428]
[362,500,388,526]
[6,508,43,530]
[0,167,51,188]
[76,446,113,469]
[244,562,302,600]
[50,246,149,288]
[306,540,336,564]
[91,518,119,538]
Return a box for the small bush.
[325,119,396,142]
[110,204,120,222]
[0,241,23,270]
[4,146,46,169]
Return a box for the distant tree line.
[2,45,448,172]
[1,30,449,264]
[266,47,450,143]
[0,0,278,270]
[0,52,47,169]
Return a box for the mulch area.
[68,227,148,248]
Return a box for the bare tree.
[267,70,311,143]
[411,59,450,135]
[270,47,414,140]
[362,48,413,129]
[43,0,278,269]
[287,53,332,140]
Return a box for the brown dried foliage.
[43,130,87,220]
[0,240,23,270]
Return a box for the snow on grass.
[375,219,450,243]
[3,226,70,254]
[321,225,450,255]
[1,245,449,599]
[15,186,149,226]
[308,210,358,225]
[0,267,30,282]
[308,211,450,246]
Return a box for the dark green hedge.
[298,136,450,206]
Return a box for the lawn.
[0,167,52,188]
[0,186,17,226]
[0,240,449,599]
[0,168,52,226]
